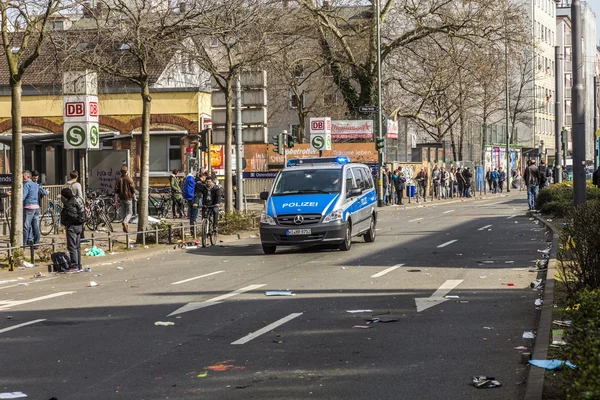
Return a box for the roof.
[0,29,175,88]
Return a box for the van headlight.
[260,211,276,225]
[323,209,343,223]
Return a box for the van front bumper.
[260,221,347,246]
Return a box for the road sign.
[596,129,600,137]
[63,95,99,123]
[64,122,99,149]
[309,117,331,134]
[359,106,377,113]
[89,125,99,147]
[310,133,331,151]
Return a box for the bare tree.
[0,0,62,256]
[57,0,202,242]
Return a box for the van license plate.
[286,229,311,236]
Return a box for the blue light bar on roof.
[286,156,351,167]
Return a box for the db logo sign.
[65,102,85,117]
[89,102,98,117]
[311,120,325,131]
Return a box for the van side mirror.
[350,188,362,197]
[259,191,269,201]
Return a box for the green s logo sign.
[67,126,85,147]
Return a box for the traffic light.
[199,128,211,152]
[287,134,295,148]
[272,134,284,155]
[375,137,385,151]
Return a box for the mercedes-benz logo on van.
[294,215,304,225]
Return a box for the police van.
[259,156,377,254]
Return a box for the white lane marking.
[507,215,517,219]
[231,313,303,345]
[0,292,75,311]
[415,280,463,312]
[443,210,455,214]
[171,271,225,285]
[437,240,458,248]
[0,319,46,334]
[0,277,59,291]
[371,264,405,278]
[168,284,266,317]
[478,224,493,231]
[409,218,424,222]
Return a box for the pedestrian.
[491,168,499,194]
[114,166,136,233]
[387,169,393,205]
[393,169,406,205]
[498,167,506,193]
[523,160,541,211]
[463,167,473,198]
[416,167,428,203]
[31,170,48,206]
[182,170,201,233]
[448,167,456,198]
[456,168,465,198]
[485,168,493,193]
[22,170,41,246]
[431,165,441,200]
[440,167,448,199]
[65,170,83,200]
[201,175,223,231]
[60,188,85,270]
[538,160,549,189]
[169,169,184,218]
[593,166,600,188]
[382,167,390,205]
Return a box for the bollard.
[29,243,35,265]
[155,226,159,244]
[7,248,12,271]
[142,229,146,246]
[51,238,56,254]
[91,233,95,248]
[167,225,172,244]
[193,223,197,240]
[181,222,186,242]
[126,232,130,249]
[108,232,113,252]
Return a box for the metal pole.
[376,0,384,207]
[235,76,243,211]
[554,46,564,183]
[504,24,510,193]
[594,75,598,170]
[571,0,586,205]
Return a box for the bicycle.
[201,205,218,247]
[85,193,113,232]
[149,187,173,219]
[40,198,62,236]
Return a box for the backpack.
[182,175,196,201]
[51,252,72,272]
[63,198,85,225]
[539,166,547,184]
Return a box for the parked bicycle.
[85,192,113,232]
[40,198,62,236]
[201,205,218,247]
[149,187,173,219]
[86,189,117,223]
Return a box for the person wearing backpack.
[182,171,201,231]
[490,168,499,194]
[538,160,549,189]
[60,188,85,270]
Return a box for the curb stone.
[523,213,559,400]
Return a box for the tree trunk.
[450,125,458,162]
[136,79,151,243]
[9,79,23,251]
[458,111,465,161]
[224,79,233,212]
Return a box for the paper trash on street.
[265,291,295,296]
[0,393,28,399]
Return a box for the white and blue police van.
[259,156,378,254]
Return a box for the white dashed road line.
[443,210,455,214]
[0,319,46,334]
[171,271,225,285]
[409,218,424,223]
[507,215,517,219]
[478,224,493,231]
[437,240,458,248]
[231,313,303,345]
[0,292,75,311]
[168,284,266,317]
[371,264,405,278]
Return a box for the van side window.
[352,167,365,190]
[345,168,357,193]
[361,168,373,189]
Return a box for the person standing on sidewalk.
[22,170,41,246]
[60,188,85,270]
[416,167,428,203]
[182,171,202,234]
[114,166,136,233]
[65,170,83,200]
[382,167,390,206]
[491,168,499,194]
[538,160,550,189]
[393,168,406,205]
[485,168,493,193]
[448,167,456,198]
[169,169,184,218]
[431,165,441,200]
[31,170,48,206]
[463,167,473,198]
[524,160,541,211]
[498,167,506,193]
[593,166,600,188]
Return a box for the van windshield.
[272,169,342,195]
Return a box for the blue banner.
[0,174,11,186]
[243,171,278,179]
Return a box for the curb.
[378,190,521,211]
[523,213,559,400]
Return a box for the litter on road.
[197,372,208,378]
[445,295,459,299]
[86,246,105,257]
[88,281,98,287]
[552,329,566,346]
[529,360,576,370]
[365,318,398,324]
[523,331,536,339]
[0,392,28,399]
[472,376,501,388]
[507,283,515,287]
[346,310,373,313]
[514,346,528,350]
[265,291,295,296]
[535,299,543,307]
[154,321,175,327]
[531,279,543,289]
[552,320,572,327]
[352,325,372,329]
[117,267,124,270]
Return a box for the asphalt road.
[0,191,549,400]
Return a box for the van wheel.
[262,244,276,255]
[364,214,376,243]
[339,222,352,251]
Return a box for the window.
[345,169,356,192]
[352,167,364,190]
[149,136,182,173]
[290,93,304,109]
[360,168,373,189]
[52,21,64,30]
